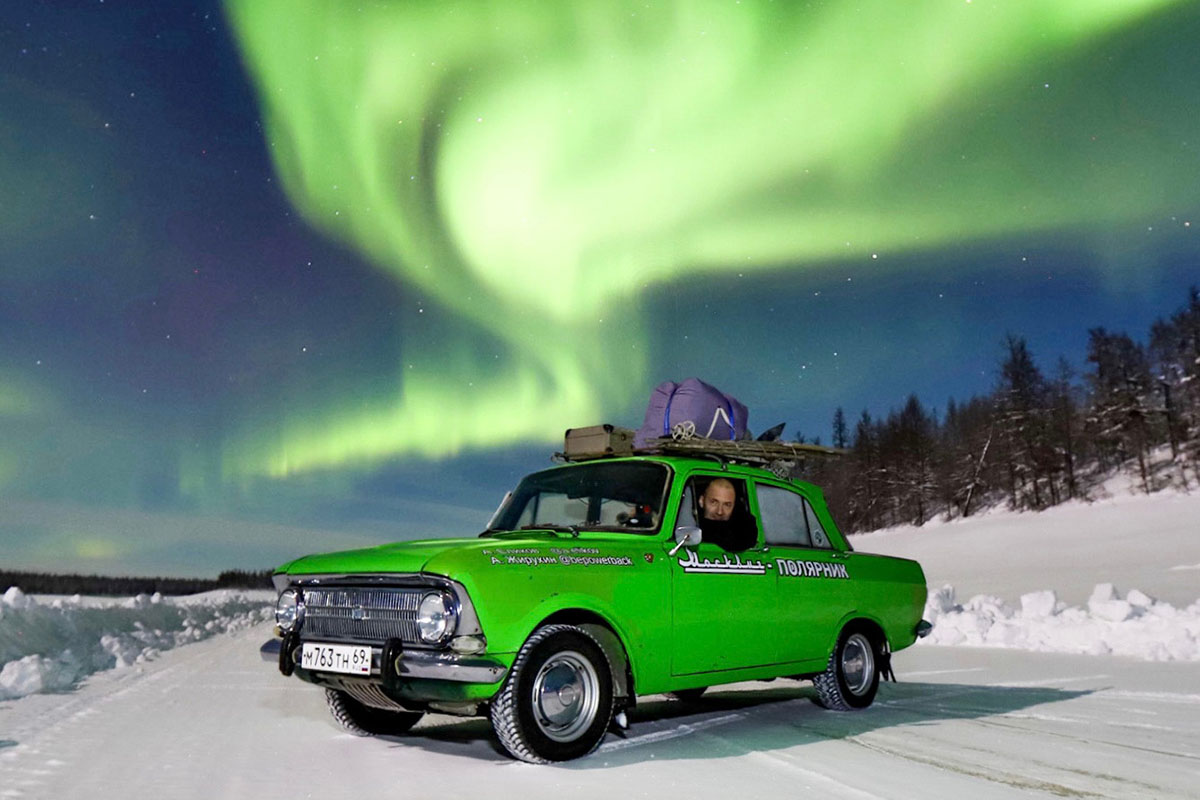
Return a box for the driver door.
[669,475,777,675]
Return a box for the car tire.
[489,624,614,763]
[811,627,880,711]
[324,688,424,736]
[667,687,707,703]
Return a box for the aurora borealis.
[223,0,1188,476]
[2,0,1199,575]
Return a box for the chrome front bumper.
[261,638,506,684]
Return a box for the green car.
[263,452,929,763]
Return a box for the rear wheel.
[811,628,880,711]
[489,624,614,763]
[324,688,424,736]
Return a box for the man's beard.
[700,517,733,537]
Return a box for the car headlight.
[417,591,458,644]
[275,588,304,633]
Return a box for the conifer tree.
[832,407,848,450]
[1050,357,1082,500]
[1085,328,1154,492]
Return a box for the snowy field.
[2,485,1199,798]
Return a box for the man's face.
[699,482,735,521]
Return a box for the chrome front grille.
[302,587,423,643]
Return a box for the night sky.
[2,0,1198,577]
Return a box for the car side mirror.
[668,525,702,556]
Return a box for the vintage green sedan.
[263,452,929,763]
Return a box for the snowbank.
[923,582,1200,661]
[0,586,273,700]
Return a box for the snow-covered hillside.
[855,482,1200,662]
[856,482,1200,606]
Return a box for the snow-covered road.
[3,620,1197,799]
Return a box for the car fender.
[511,591,644,695]
[829,609,891,655]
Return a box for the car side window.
[685,475,758,552]
[756,484,811,547]
[805,501,831,549]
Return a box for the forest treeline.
[808,287,1200,534]
[1,568,274,596]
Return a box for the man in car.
[697,478,756,553]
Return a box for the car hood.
[277,531,571,577]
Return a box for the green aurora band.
[223,0,1182,477]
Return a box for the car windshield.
[489,461,670,535]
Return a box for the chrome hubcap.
[531,651,600,742]
[841,633,875,695]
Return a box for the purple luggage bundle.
[633,378,749,448]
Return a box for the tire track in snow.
[847,736,1124,799]
[597,712,747,752]
[878,688,1200,763]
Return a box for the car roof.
[542,454,819,491]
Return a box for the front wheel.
[811,628,880,711]
[324,688,424,736]
[489,624,614,763]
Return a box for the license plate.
[300,642,373,675]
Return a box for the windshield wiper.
[519,523,581,537]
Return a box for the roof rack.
[557,426,846,479]
[632,437,846,468]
